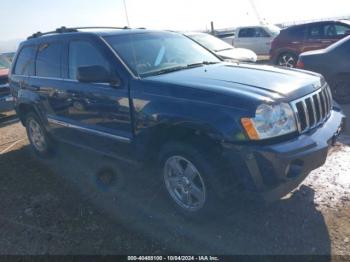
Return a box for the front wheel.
[331,77,350,104]
[276,53,297,68]
[159,142,225,218]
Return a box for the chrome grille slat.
[301,100,310,129]
[310,96,317,127]
[291,84,332,134]
[320,91,327,120]
[317,92,323,120]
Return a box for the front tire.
[159,142,224,218]
[25,112,54,157]
[331,76,350,104]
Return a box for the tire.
[330,76,350,104]
[25,112,54,157]
[276,52,298,68]
[158,142,226,219]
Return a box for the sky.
[1,0,350,51]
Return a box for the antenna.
[123,0,130,27]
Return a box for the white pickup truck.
[221,25,280,57]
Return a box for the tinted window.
[36,42,62,78]
[14,46,36,75]
[68,40,110,80]
[238,28,255,38]
[238,28,269,38]
[287,26,306,39]
[308,25,324,38]
[325,23,350,37]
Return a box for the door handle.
[291,41,300,44]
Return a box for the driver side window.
[68,40,110,80]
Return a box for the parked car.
[0,54,14,113]
[223,25,280,56]
[271,20,350,68]
[184,32,257,62]
[10,27,345,217]
[296,35,350,104]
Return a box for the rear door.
[10,45,36,101]
[46,36,133,160]
[302,24,326,52]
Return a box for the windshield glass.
[104,32,220,77]
[188,33,233,52]
[0,55,10,69]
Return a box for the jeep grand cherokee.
[9,27,345,216]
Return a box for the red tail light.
[296,60,304,69]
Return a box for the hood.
[217,48,257,62]
[0,68,9,78]
[145,63,322,102]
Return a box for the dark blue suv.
[9,27,345,216]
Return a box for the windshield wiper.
[143,61,219,77]
[186,61,219,67]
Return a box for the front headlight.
[241,103,297,140]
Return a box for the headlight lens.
[241,103,297,140]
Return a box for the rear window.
[13,46,36,76]
[36,42,62,78]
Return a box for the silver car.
[184,32,257,63]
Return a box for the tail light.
[296,59,304,69]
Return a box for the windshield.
[104,32,220,77]
[0,55,10,69]
[188,33,233,52]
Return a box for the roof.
[24,26,160,41]
[283,20,350,31]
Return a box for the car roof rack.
[27,26,131,39]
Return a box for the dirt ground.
[0,106,349,256]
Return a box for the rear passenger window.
[14,46,36,76]
[68,40,110,80]
[36,42,62,78]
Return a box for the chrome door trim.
[47,117,131,143]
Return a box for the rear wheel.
[25,112,53,157]
[276,53,297,68]
[331,77,350,104]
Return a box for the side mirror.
[77,65,121,86]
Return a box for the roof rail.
[27,26,130,39]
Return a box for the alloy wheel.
[163,156,206,212]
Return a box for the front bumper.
[224,108,345,202]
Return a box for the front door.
[46,37,133,160]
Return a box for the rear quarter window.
[13,46,36,76]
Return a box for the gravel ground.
[0,107,349,255]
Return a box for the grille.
[291,84,332,134]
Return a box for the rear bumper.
[223,108,345,202]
